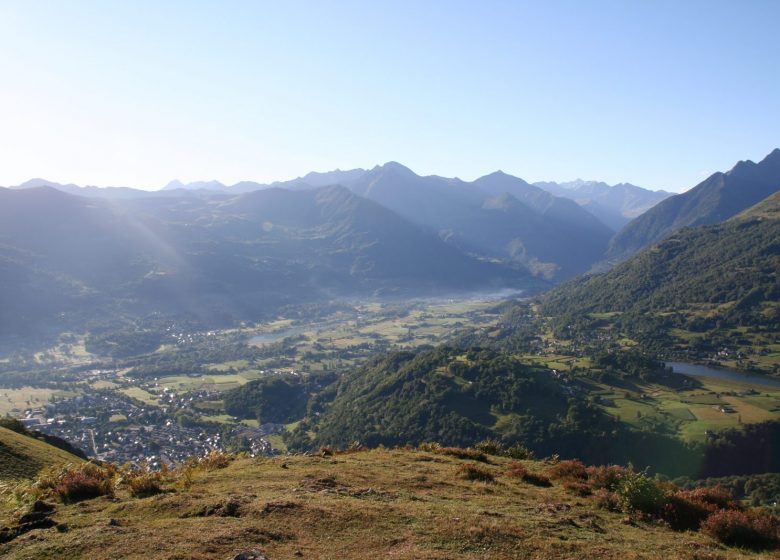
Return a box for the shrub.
[176,464,196,490]
[319,446,334,457]
[457,463,495,483]
[662,486,739,531]
[505,462,529,479]
[701,509,780,550]
[125,470,164,498]
[199,451,233,470]
[662,494,715,531]
[418,442,441,452]
[586,465,629,491]
[39,463,115,504]
[594,489,621,512]
[475,438,504,456]
[678,486,737,510]
[615,470,667,516]
[506,462,551,487]
[564,481,592,496]
[504,444,534,460]
[546,459,587,481]
[437,447,489,462]
[337,442,368,454]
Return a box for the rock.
[29,500,56,514]
[18,511,52,525]
[232,550,269,560]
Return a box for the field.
[0,387,75,416]
[592,375,780,442]
[120,387,160,406]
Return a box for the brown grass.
[37,463,115,504]
[1,448,775,559]
[505,461,552,487]
[457,463,495,482]
[436,447,489,462]
[545,459,588,480]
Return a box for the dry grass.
[457,463,495,482]
[436,447,489,462]
[0,427,83,480]
[0,449,776,559]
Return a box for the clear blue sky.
[0,0,778,191]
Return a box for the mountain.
[162,179,227,191]
[737,189,780,220]
[283,167,366,189]
[535,180,673,231]
[343,163,614,280]
[541,190,780,361]
[11,179,196,200]
[6,162,667,281]
[604,149,780,263]
[0,185,528,344]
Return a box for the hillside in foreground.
[1,448,778,559]
[0,425,84,480]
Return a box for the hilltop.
[1,448,778,559]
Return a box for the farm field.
[592,375,780,442]
[0,387,76,416]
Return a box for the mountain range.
[3,152,778,346]
[534,179,673,230]
[9,163,641,280]
[0,183,531,342]
[604,148,780,264]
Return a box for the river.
[666,361,780,390]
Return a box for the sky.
[0,1,778,192]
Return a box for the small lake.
[666,361,780,390]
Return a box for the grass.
[591,375,780,443]
[119,387,159,406]
[0,388,75,416]
[0,448,773,559]
[0,427,83,480]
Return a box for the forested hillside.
[542,191,780,362]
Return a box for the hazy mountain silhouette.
[0,185,530,340]
[534,180,672,230]
[604,148,780,263]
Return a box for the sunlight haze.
[1,0,778,191]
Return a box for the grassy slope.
[0,449,775,559]
[0,427,82,480]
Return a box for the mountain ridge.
[604,148,780,264]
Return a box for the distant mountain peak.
[480,170,511,180]
[16,178,65,189]
[762,147,780,165]
[162,179,225,191]
[376,161,416,176]
[164,179,185,190]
